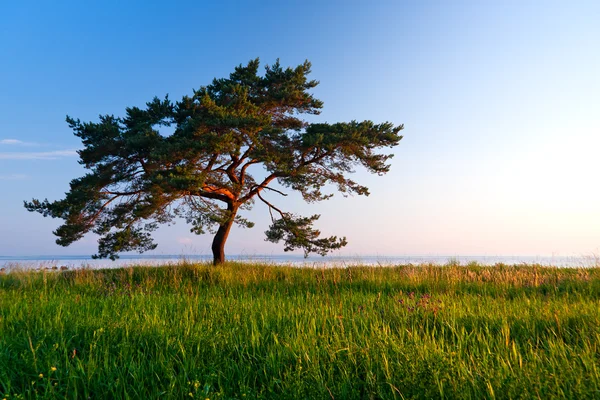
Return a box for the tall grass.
[1,262,599,399]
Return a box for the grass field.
[1,262,599,399]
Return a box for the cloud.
[0,173,28,180]
[0,149,79,160]
[0,139,25,145]
[0,138,59,147]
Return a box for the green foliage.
[24,59,403,262]
[1,263,600,399]
[265,214,348,256]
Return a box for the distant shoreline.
[1,254,597,269]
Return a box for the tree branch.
[239,159,258,186]
[253,185,287,196]
[257,192,286,222]
[241,173,279,202]
[88,195,121,224]
[188,186,234,203]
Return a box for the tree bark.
[211,203,237,265]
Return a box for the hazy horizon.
[1,1,598,259]
[2,253,597,270]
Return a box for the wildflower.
[188,393,193,397]
[51,367,57,372]
[39,374,43,378]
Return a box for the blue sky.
[1,1,599,257]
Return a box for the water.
[0,254,597,270]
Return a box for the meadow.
[1,262,599,399]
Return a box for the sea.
[0,254,598,271]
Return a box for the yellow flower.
[51,367,57,372]
[39,374,44,378]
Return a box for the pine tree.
[25,59,403,264]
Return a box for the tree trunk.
[211,203,237,265]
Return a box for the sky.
[1,0,599,258]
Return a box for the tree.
[25,59,403,265]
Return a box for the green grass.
[1,262,599,399]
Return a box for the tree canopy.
[25,59,403,264]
